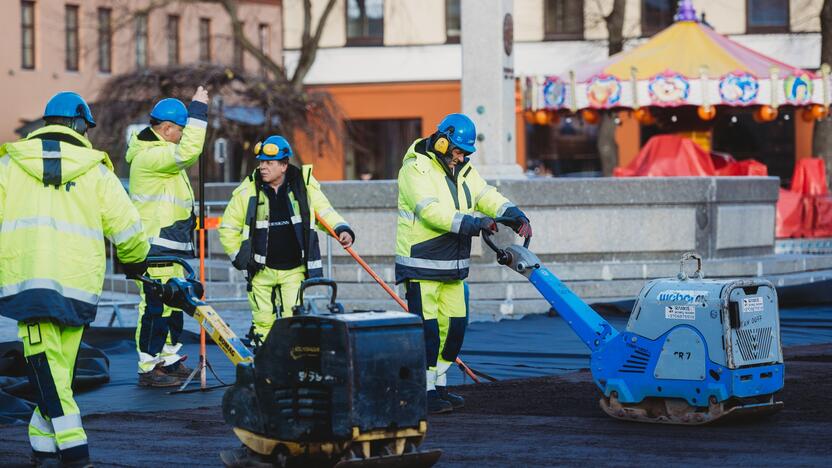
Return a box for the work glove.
[232,240,252,271]
[502,207,533,238]
[121,259,148,280]
[477,216,499,236]
[458,215,498,237]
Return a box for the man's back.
[0,125,147,326]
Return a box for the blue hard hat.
[437,113,476,154]
[150,98,188,127]
[43,92,96,127]
[255,135,293,161]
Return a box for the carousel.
[520,0,831,237]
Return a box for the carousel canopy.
[524,1,830,112]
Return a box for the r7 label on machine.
[665,305,695,320]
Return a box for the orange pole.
[199,227,207,388]
[315,213,481,384]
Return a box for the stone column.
[460,0,524,179]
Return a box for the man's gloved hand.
[477,216,499,236]
[514,216,532,238]
[232,241,252,271]
[122,259,148,280]
[502,207,533,238]
[459,215,498,237]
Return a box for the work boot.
[138,364,183,387]
[436,386,465,409]
[162,360,195,379]
[427,390,453,414]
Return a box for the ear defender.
[433,135,450,154]
[253,141,263,155]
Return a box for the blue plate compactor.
[484,224,784,425]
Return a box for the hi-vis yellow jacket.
[126,102,207,258]
[396,138,514,283]
[219,164,350,278]
[0,125,149,326]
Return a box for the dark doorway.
[712,108,795,184]
[344,119,422,180]
[526,117,601,177]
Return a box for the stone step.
[190,253,832,285]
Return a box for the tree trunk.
[598,112,619,176]
[606,0,626,56]
[597,0,626,175]
[813,0,832,189]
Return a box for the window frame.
[167,14,180,66]
[135,13,148,69]
[445,0,460,44]
[199,17,212,63]
[640,0,676,37]
[543,0,585,41]
[65,4,79,72]
[98,7,113,73]
[345,0,384,47]
[745,0,790,34]
[257,23,269,75]
[21,0,35,70]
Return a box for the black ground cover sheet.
[1,292,831,423]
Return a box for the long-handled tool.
[315,214,490,383]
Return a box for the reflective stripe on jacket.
[218,164,349,278]
[395,138,514,283]
[0,125,149,326]
[125,101,207,258]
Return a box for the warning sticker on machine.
[665,305,696,320]
[742,296,764,313]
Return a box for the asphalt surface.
[0,344,829,467]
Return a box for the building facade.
[0,0,283,143]
[283,0,824,181]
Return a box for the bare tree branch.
[291,0,339,92]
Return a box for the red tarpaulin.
[776,158,832,238]
[614,135,768,177]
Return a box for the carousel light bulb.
[731,116,738,123]
[565,117,573,124]
[783,113,790,121]
[614,117,622,125]
[671,115,678,122]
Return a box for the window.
[233,22,245,69]
[746,0,789,33]
[167,15,180,65]
[346,0,383,46]
[198,18,211,63]
[21,1,35,69]
[98,8,112,73]
[641,0,675,37]
[446,0,460,44]
[136,13,148,69]
[65,5,79,71]
[345,119,421,180]
[544,0,584,40]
